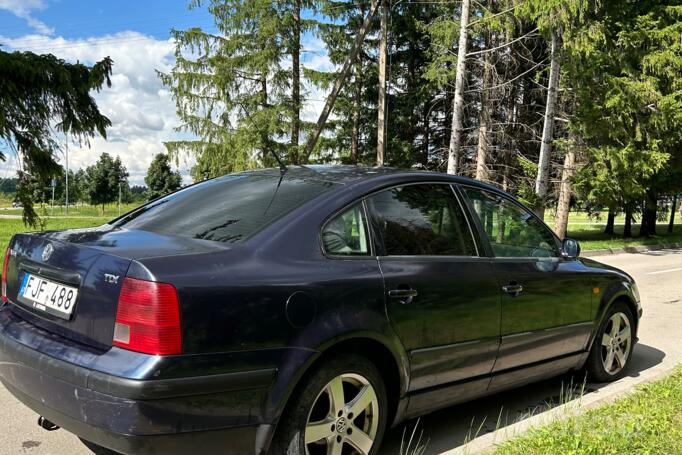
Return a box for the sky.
[0,0,332,185]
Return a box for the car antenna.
[263,150,288,215]
[270,150,288,174]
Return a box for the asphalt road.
[0,250,680,455]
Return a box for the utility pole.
[376,0,388,166]
[118,180,122,216]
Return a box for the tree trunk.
[641,192,658,237]
[446,0,471,175]
[260,77,271,159]
[604,211,615,235]
[422,101,430,166]
[350,58,362,164]
[290,0,301,164]
[624,207,633,238]
[534,31,561,219]
[554,148,576,239]
[669,194,678,233]
[475,30,493,182]
[304,0,379,160]
[376,0,388,166]
[501,75,518,193]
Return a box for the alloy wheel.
[305,373,379,455]
[600,312,632,375]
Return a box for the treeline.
[10,153,182,213]
[163,0,682,238]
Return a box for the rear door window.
[322,203,369,256]
[367,184,477,256]
[114,173,336,243]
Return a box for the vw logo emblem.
[336,417,347,434]
[42,244,54,262]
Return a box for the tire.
[585,302,635,382]
[270,354,389,455]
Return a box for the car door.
[365,183,501,392]
[460,186,593,373]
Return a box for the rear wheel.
[586,302,635,382]
[271,354,388,455]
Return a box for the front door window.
[462,187,559,258]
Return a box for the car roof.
[249,165,505,193]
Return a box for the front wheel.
[271,354,388,455]
[585,302,635,382]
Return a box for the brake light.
[113,277,182,355]
[2,247,10,303]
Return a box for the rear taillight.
[2,247,10,303]
[113,277,182,355]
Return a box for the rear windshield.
[112,173,336,243]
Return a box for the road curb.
[582,243,682,257]
[439,364,679,455]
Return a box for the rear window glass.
[113,173,336,243]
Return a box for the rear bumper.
[0,307,276,455]
[2,378,261,455]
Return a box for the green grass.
[493,366,682,455]
[568,223,682,251]
[0,202,140,218]
[0,217,108,248]
[543,211,629,225]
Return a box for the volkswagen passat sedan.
[0,166,641,455]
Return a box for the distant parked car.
[11,201,22,208]
[0,166,641,455]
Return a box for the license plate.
[18,273,79,320]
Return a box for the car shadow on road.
[379,343,665,454]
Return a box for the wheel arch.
[589,288,639,352]
[259,333,409,454]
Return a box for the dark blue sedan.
[0,166,641,455]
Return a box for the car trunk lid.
[5,226,222,350]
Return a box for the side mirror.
[562,238,581,259]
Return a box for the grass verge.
[493,366,682,454]
[570,224,682,251]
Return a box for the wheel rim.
[601,312,632,375]
[305,373,379,455]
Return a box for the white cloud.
[0,32,193,185]
[0,0,54,35]
[0,31,334,184]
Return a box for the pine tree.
[84,153,129,214]
[315,1,377,165]
[145,153,183,200]
[161,1,325,178]
[0,49,113,225]
[570,2,682,237]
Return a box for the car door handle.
[502,282,524,297]
[388,288,418,304]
